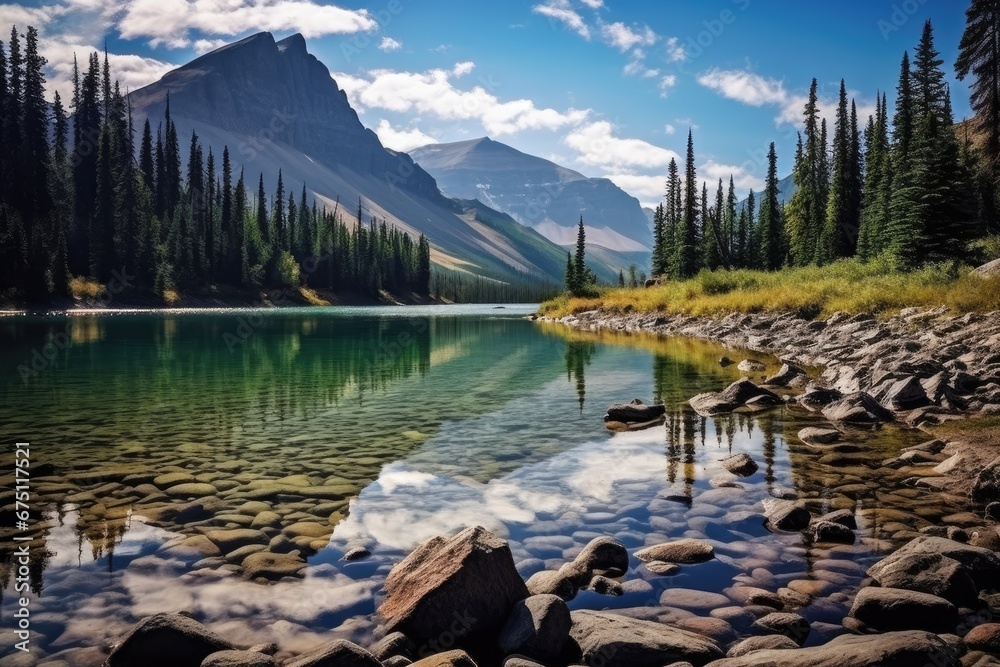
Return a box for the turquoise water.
[0,306,941,664]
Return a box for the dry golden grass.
[162,288,181,305]
[299,287,330,306]
[540,258,1000,319]
[68,276,106,299]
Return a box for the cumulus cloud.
[658,74,677,97]
[700,160,765,193]
[665,36,686,62]
[563,121,679,172]
[374,120,437,153]
[532,0,590,39]
[378,36,401,52]
[604,173,666,207]
[331,63,589,136]
[578,0,603,7]
[39,39,175,100]
[697,68,787,107]
[114,0,377,43]
[600,21,657,52]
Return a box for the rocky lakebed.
[5,305,1000,667]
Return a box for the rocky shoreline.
[88,306,1000,666]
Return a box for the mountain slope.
[127,33,569,284]
[410,138,652,252]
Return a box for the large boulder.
[822,392,894,425]
[972,258,1000,278]
[525,569,577,600]
[706,631,960,667]
[878,535,1000,589]
[284,640,381,667]
[378,526,528,647]
[689,380,781,417]
[635,539,715,565]
[848,587,957,633]
[409,651,478,667]
[202,650,276,667]
[726,635,799,657]
[498,594,571,661]
[750,613,810,645]
[964,623,1000,653]
[878,377,930,411]
[765,363,806,387]
[973,456,1000,504]
[106,613,235,667]
[567,610,723,667]
[866,552,978,606]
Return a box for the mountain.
[740,174,797,211]
[409,138,652,252]
[127,33,571,285]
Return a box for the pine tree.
[678,129,699,278]
[564,251,576,292]
[956,0,1000,233]
[573,215,587,292]
[651,202,667,276]
[139,119,154,193]
[417,234,431,296]
[741,189,754,267]
[49,90,71,294]
[664,158,681,273]
[847,100,863,253]
[758,142,783,270]
[785,133,813,265]
[786,80,826,265]
[821,80,852,262]
[888,51,924,268]
[725,176,737,261]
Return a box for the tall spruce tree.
[573,215,587,291]
[758,143,783,270]
[821,80,852,262]
[678,129,699,278]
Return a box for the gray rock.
[689,380,781,416]
[378,526,528,646]
[720,453,759,477]
[525,569,577,600]
[822,392,894,424]
[798,387,844,408]
[201,650,276,667]
[762,499,811,532]
[408,650,477,666]
[604,399,666,424]
[342,547,371,561]
[972,258,1000,278]
[817,509,857,529]
[498,594,571,660]
[562,536,628,583]
[284,640,382,667]
[848,587,957,633]
[106,613,235,667]
[726,634,799,657]
[370,632,415,661]
[879,377,930,411]
[866,552,978,606]
[764,363,806,387]
[964,622,1000,653]
[737,359,767,372]
[798,427,841,445]
[568,610,724,667]
[973,456,1000,503]
[635,538,715,564]
[750,612,810,645]
[878,536,1000,589]
[810,520,856,544]
[707,631,960,666]
[587,575,623,596]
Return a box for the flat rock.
[964,623,1000,653]
[409,650,477,667]
[876,536,1000,589]
[762,499,811,532]
[241,552,306,581]
[707,630,960,666]
[689,380,781,417]
[202,650,277,667]
[604,399,667,424]
[848,587,957,633]
[798,427,841,445]
[866,552,977,606]
[568,610,724,667]
[284,639,381,667]
[737,359,767,372]
[659,588,731,613]
[751,612,810,645]
[636,539,715,564]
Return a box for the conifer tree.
[758,142,783,270]
[678,129,699,278]
[573,215,587,290]
[821,80,852,262]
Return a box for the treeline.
[432,268,560,303]
[650,17,998,280]
[0,26,432,301]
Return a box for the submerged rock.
[762,499,811,532]
[798,426,841,445]
[750,612,810,645]
[635,538,715,564]
[604,399,666,424]
[378,526,528,646]
[737,359,766,372]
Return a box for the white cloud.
[532,0,590,39]
[658,74,677,97]
[600,21,657,52]
[114,0,377,43]
[665,36,686,62]
[563,121,679,172]
[697,68,787,107]
[452,61,475,77]
[375,120,437,153]
[378,36,401,52]
[604,173,666,208]
[0,3,66,28]
[332,64,589,136]
[578,0,603,7]
[40,39,175,101]
[192,38,228,54]
[623,50,658,79]
[664,123,676,135]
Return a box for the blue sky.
[1,0,973,206]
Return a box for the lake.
[0,305,950,665]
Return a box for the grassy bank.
[540,258,1000,319]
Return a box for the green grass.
[539,257,1000,319]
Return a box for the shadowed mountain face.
[127,33,571,283]
[410,138,652,252]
